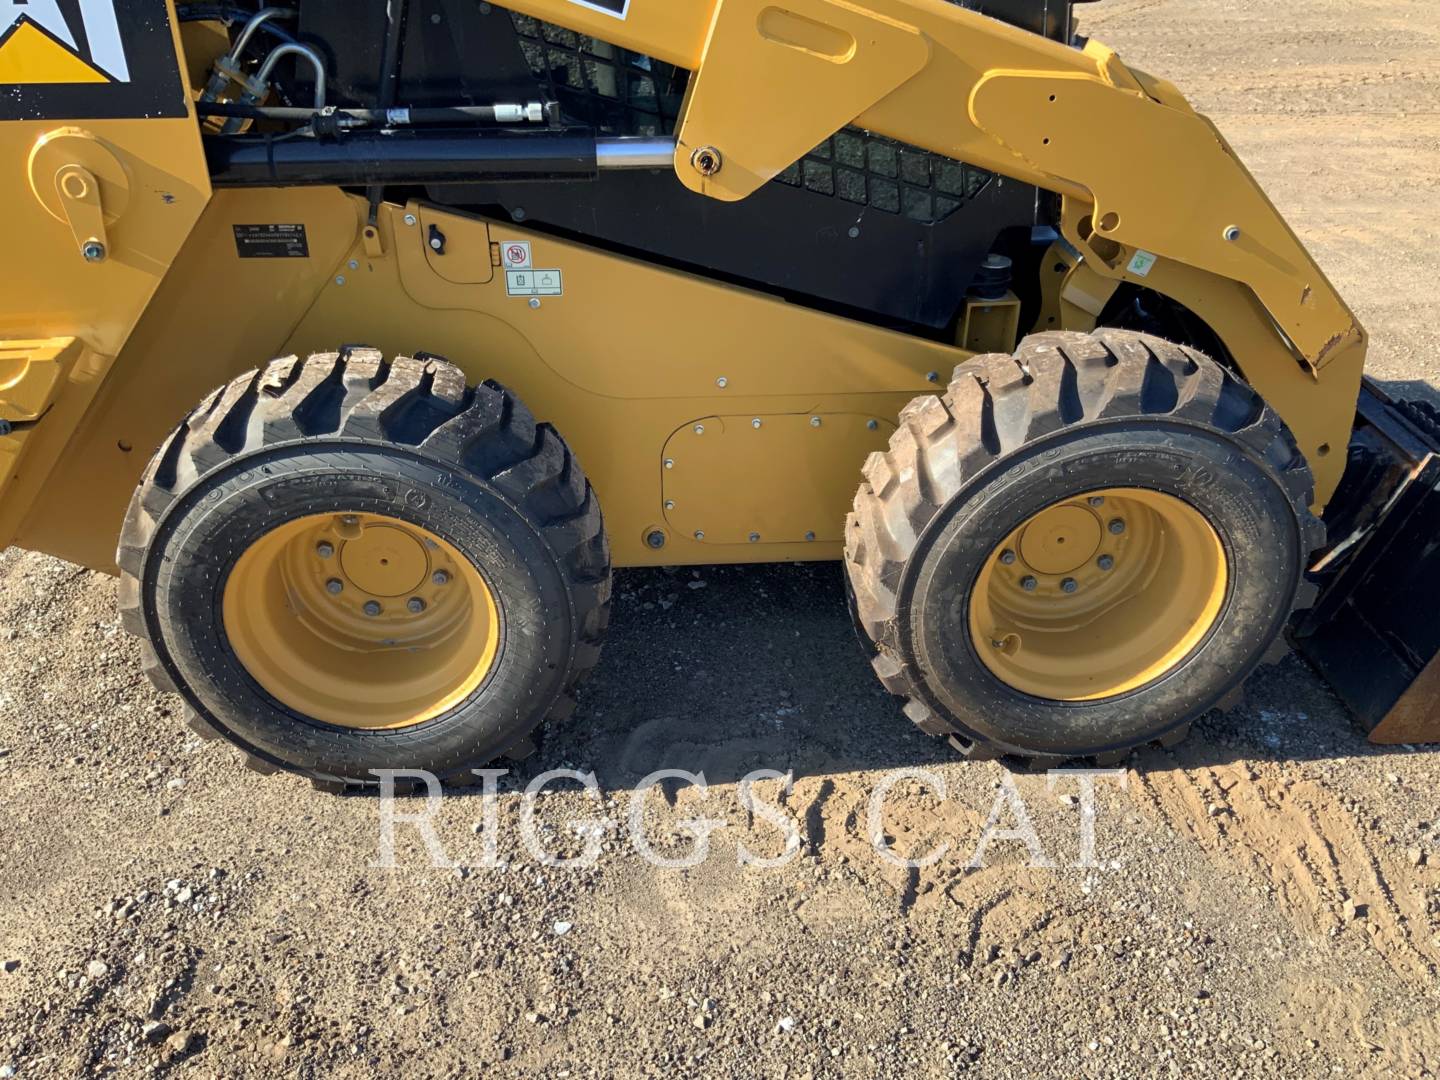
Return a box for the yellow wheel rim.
[222,512,500,730]
[968,488,1227,701]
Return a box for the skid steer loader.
[1,0,1436,789]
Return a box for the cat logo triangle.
[0,1,130,85]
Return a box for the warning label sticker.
[500,241,532,270]
[507,269,564,298]
[1126,249,1158,278]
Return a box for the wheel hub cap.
[222,512,500,730]
[968,488,1228,701]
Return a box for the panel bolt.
[432,570,450,585]
[1223,225,1241,242]
[805,531,816,542]
[529,298,541,309]
[926,371,939,383]
[664,458,674,469]
[752,418,762,429]
[1097,554,1115,571]
[1088,495,1105,507]
[1060,577,1079,594]
[999,548,1017,565]
[347,259,359,270]
[664,499,675,511]
[810,416,822,427]
[363,601,382,617]
[1108,518,1126,535]
[403,213,418,226]
[716,376,728,388]
[407,597,427,613]
[646,530,666,550]
[694,424,705,435]
[335,275,346,286]
[325,578,344,595]
[749,532,760,543]
[82,240,106,262]
[690,146,723,176]
[1020,576,1038,591]
[693,530,705,541]
[316,542,334,559]
[866,419,879,430]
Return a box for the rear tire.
[116,348,610,788]
[844,329,1323,764]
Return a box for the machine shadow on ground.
[465,562,1411,796]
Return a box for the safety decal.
[566,0,629,19]
[1126,250,1158,278]
[0,0,187,120]
[507,269,564,298]
[501,241,533,271]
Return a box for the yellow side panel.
[0,1,211,548]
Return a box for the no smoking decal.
[501,241,532,270]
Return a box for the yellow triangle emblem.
[0,20,110,85]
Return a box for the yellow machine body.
[0,0,1367,573]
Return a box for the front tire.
[117,349,610,788]
[845,330,1323,764]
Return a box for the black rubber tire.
[844,329,1324,765]
[116,348,611,788]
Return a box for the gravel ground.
[2,0,1439,1076]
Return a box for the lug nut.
[316,542,335,559]
[363,600,382,617]
[432,570,450,586]
[1097,554,1115,571]
[1108,518,1126,535]
[407,597,426,614]
[1020,576,1038,592]
[1061,577,1079,594]
[1088,496,1105,507]
[999,548,1017,565]
[325,578,344,595]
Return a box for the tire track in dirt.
[1131,744,1437,986]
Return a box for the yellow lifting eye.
[222,512,500,729]
[968,488,1227,701]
